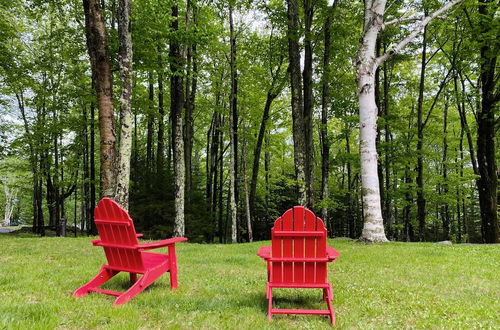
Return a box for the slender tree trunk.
[229,3,238,243]
[115,0,133,209]
[218,122,224,243]
[476,0,498,243]
[157,50,165,178]
[346,125,355,239]
[82,0,117,198]
[170,1,186,237]
[89,101,97,235]
[383,54,392,236]
[286,0,307,206]
[441,95,451,240]
[146,72,155,174]
[249,92,276,215]
[302,0,314,206]
[184,1,197,196]
[320,3,334,223]
[264,132,270,222]
[242,134,253,242]
[416,24,428,241]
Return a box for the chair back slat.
[292,207,305,283]
[270,206,328,284]
[271,216,282,282]
[94,198,144,272]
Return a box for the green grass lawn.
[0,235,498,329]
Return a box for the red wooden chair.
[257,206,340,324]
[73,198,187,305]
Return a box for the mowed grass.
[0,235,498,329]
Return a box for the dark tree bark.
[146,72,155,174]
[89,101,97,235]
[382,51,392,236]
[476,0,498,243]
[416,24,428,241]
[441,95,451,240]
[156,50,165,179]
[229,3,238,243]
[184,0,198,195]
[286,0,307,205]
[82,0,117,198]
[320,3,335,224]
[302,0,314,207]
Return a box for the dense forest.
[0,0,498,243]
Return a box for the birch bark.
[356,0,465,242]
[170,2,185,237]
[115,0,133,209]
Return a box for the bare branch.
[376,0,465,66]
[383,15,423,28]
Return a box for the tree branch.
[383,15,423,28]
[376,0,465,66]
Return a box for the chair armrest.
[136,233,144,238]
[137,237,188,250]
[91,239,101,246]
[257,246,271,260]
[326,246,340,261]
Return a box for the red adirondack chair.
[257,206,340,324]
[73,198,187,305]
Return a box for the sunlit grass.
[0,234,498,329]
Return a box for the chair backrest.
[270,206,327,284]
[94,198,144,272]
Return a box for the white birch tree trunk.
[3,186,17,226]
[174,115,185,237]
[115,0,133,210]
[356,0,464,242]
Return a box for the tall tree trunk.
[383,52,392,236]
[184,0,198,196]
[170,1,185,237]
[346,126,355,239]
[82,0,117,198]
[302,0,314,207]
[476,0,498,243]
[441,95,451,240]
[242,133,253,242]
[89,101,97,235]
[229,3,238,243]
[355,0,463,242]
[218,121,224,243]
[320,3,334,224]
[416,24,428,241]
[249,92,276,215]
[156,50,165,178]
[115,0,133,209]
[146,72,155,174]
[355,0,388,242]
[286,0,307,206]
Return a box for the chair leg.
[114,275,147,306]
[268,287,273,321]
[73,266,118,298]
[323,288,328,302]
[326,285,335,325]
[168,245,178,289]
[130,273,138,284]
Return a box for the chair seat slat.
[273,230,323,237]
